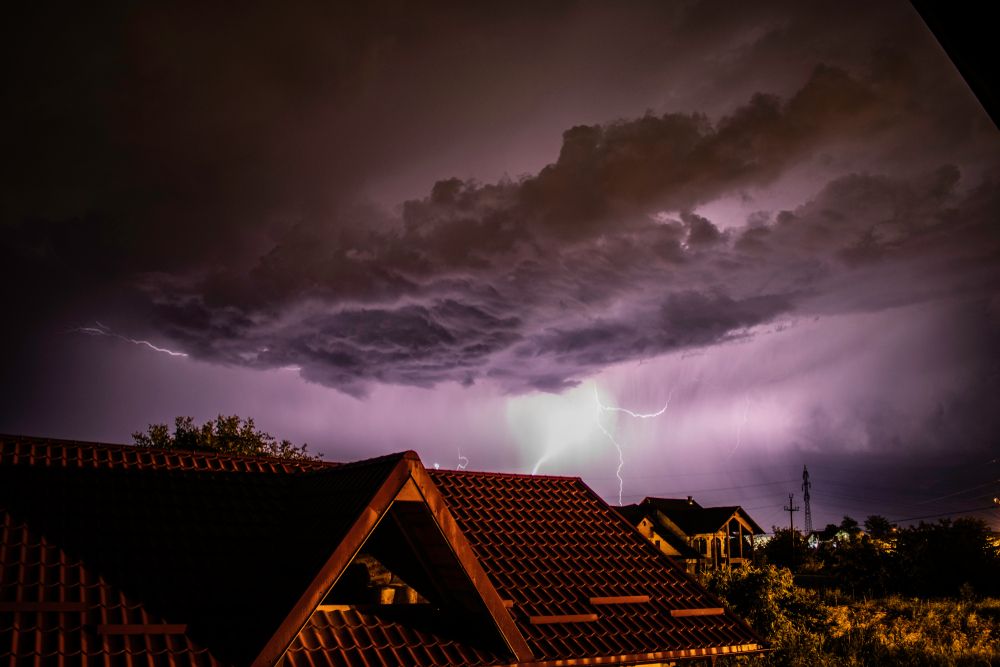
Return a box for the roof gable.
[619,505,702,559]
[642,497,765,535]
[262,454,532,666]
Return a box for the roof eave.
[513,643,766,666]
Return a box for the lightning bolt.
[72,322,188,357]
[726,395,752,461]
[595,386,671,506]
[457,448,469,470]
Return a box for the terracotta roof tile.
[0,506,224,666]
[0,435,403,666]
[285,609,506,667]
[0,434,336,473]
[429,470,763,662]
[3,435,763,666]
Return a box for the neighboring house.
[621,497,764,574]
[617,505,702,574]
[0,435,764,666]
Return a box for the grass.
[817,596,1000,666]
[707,566,1000,666]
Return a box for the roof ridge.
[0,433,341,467]
[310,449,410,472]
[429,468,584,482]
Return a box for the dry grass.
[708,565,1000,666]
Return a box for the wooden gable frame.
[252,451,534,666]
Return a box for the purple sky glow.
[3,0,999,532]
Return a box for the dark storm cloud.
[521,64,878,236]
[2,0,997,404]
[132,65,999,396]
[526,292,792,366]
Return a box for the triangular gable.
[254,452,533,666]
[733,507,765,535]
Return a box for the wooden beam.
[670,607,725,617]
[408,460,535,663]
[513,644,764,667]
[589,595,650,605]
[251,455,413,667]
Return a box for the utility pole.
[802,465,813,535]
[784,493,800,570]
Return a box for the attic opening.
[317,478,511,653]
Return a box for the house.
[0,435,764,666]
[620,497,764,574]
[616,505,702,574]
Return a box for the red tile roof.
[429,471,763,663]
[641,497,765,535]
[0,434,335,472]
[285,608,508,667]
[1,435,764,666]
[0,435,403,666]
[0,507,222,666]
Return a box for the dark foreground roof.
[1,435,764,666]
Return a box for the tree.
[818,523,840,541]
[863,515,894,540]
[839,515,862,539]
[893,517,1000,597]
[763,527,812,571]
[133,415,321,460]
[702,564,830,666]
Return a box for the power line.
[888,505,999,523]
[620,478,799,500]
[914,478,1000,505]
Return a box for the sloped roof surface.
[0,435,400,666]
[643,498,765,535]
[284,608,507,667]
[0,505,223,667]
[0,434,334,472]
[430,471,762,662]
[2,435,763,666]
[642,497,704,512]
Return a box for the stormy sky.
[4,1,999,531]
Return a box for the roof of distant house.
[616,504,702,560]
[1,434,764,666]
[641,497,766,536]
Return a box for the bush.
[704,564,831,666]
[707,564,1000,666]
